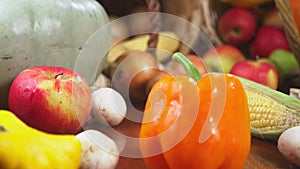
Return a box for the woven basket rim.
[275,0,300,63]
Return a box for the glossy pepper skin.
[0,110,81,169]
[139,73,251,169]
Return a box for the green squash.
[0,0,110,108]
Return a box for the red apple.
[203,45,245,73]
[8,66,92,134]
[229,60,278,89]
[250,26,290,58]
[217,7,257,46]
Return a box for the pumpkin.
[0,0,110,108]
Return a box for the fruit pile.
[210,0,300,92]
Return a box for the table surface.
[86,117,299,169]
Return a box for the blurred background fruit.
[262,7,283,28]
[203,44,245,73]
[230,60,278,89]
[217,7,257,46]
[268,49,300,83]
[249,26,290,58]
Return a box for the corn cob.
[237,76,300,140]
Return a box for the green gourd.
[0,0,110,108]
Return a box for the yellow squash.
[0,110,81,169]
[219,0,273,8]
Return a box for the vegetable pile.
[1,0,300,168]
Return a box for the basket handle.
[145,0,161,54]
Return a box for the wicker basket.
[275,0,300,64]
[98,0,227,52]
[99,0,300,59]
[163,0,300,65]
[160,0,225,46]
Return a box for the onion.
[111,50,166,109]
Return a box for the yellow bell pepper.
[219,0,273,8]
[0,110,81,169]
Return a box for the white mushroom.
[76,130,119,169]
[278,126,300,167]
[91,87,127,126]
[290,88,300,100]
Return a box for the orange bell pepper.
[139,53,251,169]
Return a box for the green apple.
[268,49,299,81]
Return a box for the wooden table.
[115,138,299,169]
[245,139,298,169]
[86,118,299,169]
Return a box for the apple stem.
[0,125,6,132]
[55,72,64,79]
[172,52,201,82]
[255,55,260,61]
[233,27,240,34]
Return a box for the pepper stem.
[172,52,201,82]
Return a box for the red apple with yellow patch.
[203,45,245,73]
[8,66,92,134]
[230,60,278,89]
